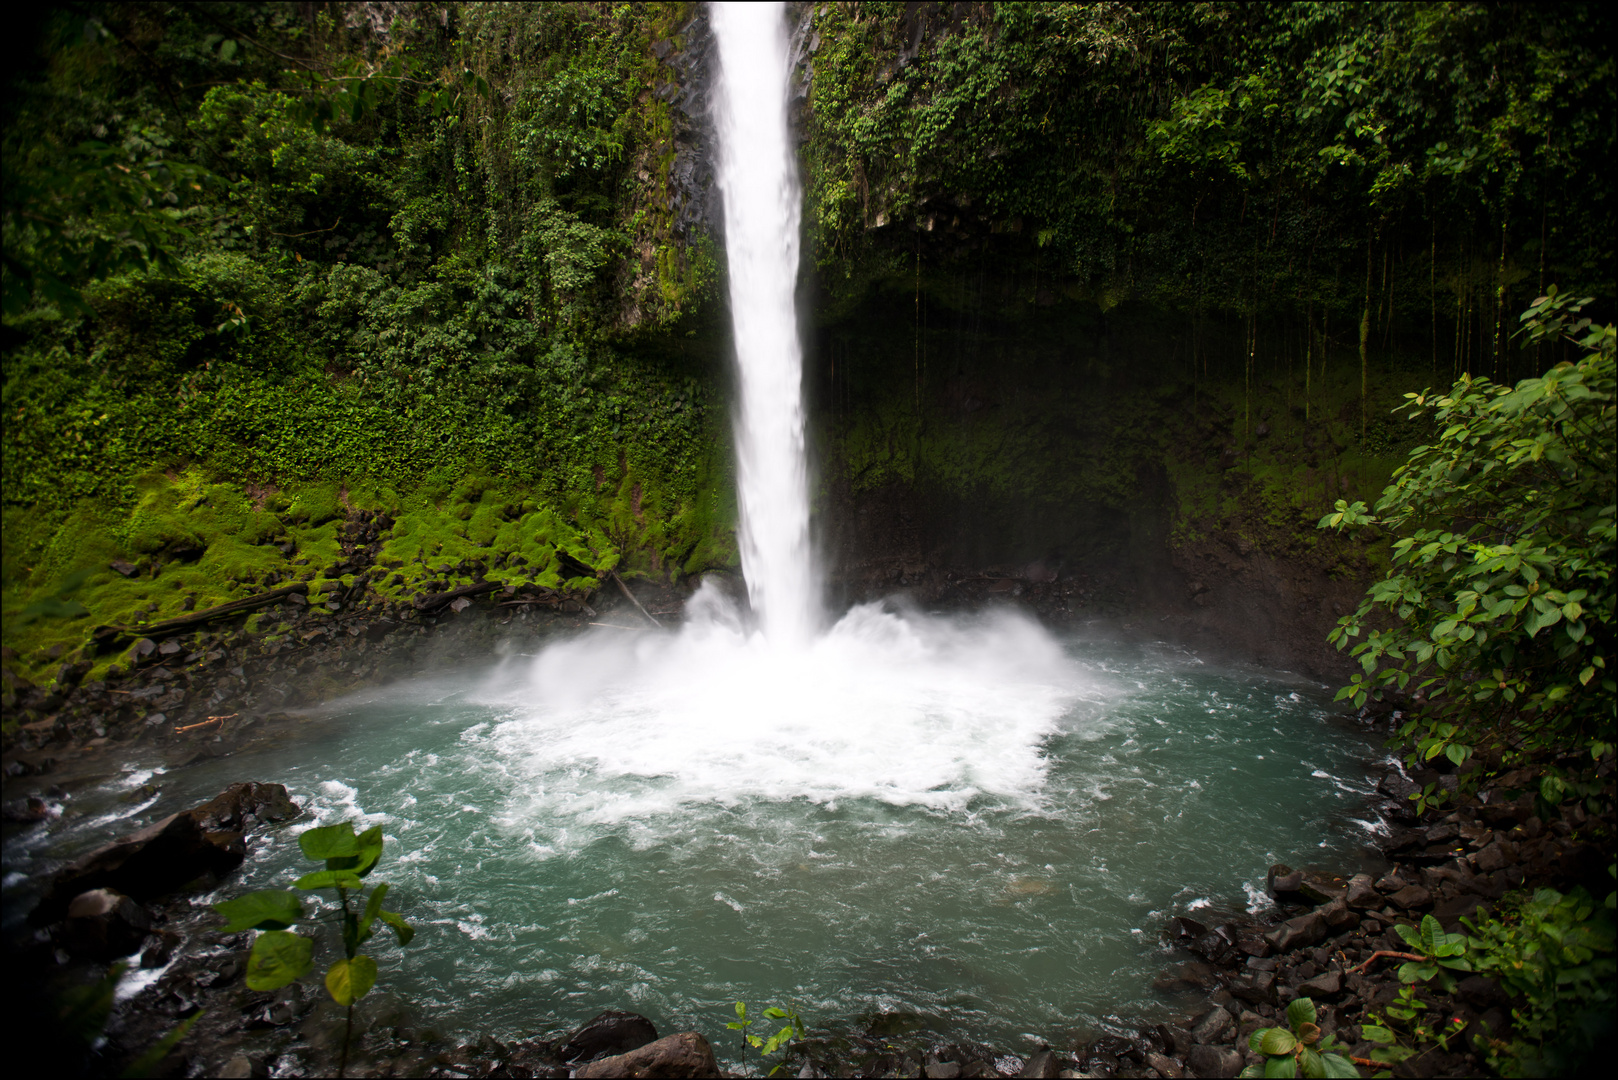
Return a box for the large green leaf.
[1286,996,1317,1030]
[1259,1028,1298,1055]
[378,909,415,946]
[1319,1053,1361,1078]
[246,931,313,991]
[1264,1053,1298,1078]
[298,822,359,861]
[358,882,390,943]
[351,824,385,877]
[325,954,378,1007]
[118,1011,203,1079]
[213,890,304,932]
[294,869,365,891]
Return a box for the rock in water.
[575,1032,718,1078]
[30,782,297,924]
[59,888,152,961]
[563,1010,660,1062]
[188,782,300,832]
[1019,1049,1060,1077]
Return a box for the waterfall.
[711,1,817,647]
[488,3,1080,824]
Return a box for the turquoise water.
[4,619,1385,1057]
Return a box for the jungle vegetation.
[2,1,1614,693]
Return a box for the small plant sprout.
[726,1000,807,1077]
[213,821,414,1078]
[1241,997,1357,1078]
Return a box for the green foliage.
[1320,292,1616,777]
[44,963,201,1077]
[1240,997,1357,1078]
[1463,885,1617,1076]
[726,1000,807,1077]
[216,820,415,1078]
[1391,914,1471,991]
[118,1011,203,1079]
[1360,982,1466,1074]
[805,3,1615,329]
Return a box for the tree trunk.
[1360,231,1373,444]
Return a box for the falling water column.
[711,2,817,647]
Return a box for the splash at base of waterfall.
[473,586,1088,831]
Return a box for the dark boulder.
[1019,1049,1060,1078]
[1154,961,1219,992]
[1185,1044,1243,1077]
[1188,929,1234,964]
[187,782,299,832]
[1345,873,1380,909]
[1190,1006,1234,1045]
[58,888,152,961]
[2,795,52,822]
[1320,899,1360,932]
[1472,839,1512,873]
[1267,863,1302,897]
[562,1010,660,1063]
[1264,911,1328,953]
[1145,1051,1185,1078]
[1388,884,1434,910]
[1228,970,1278,1006]
[574,1032,718,1079]
[1296,970,1343,1000]
[1270,864,1349,905]
[30,782,296,925]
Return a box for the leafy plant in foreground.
[1360,984,1468,1075]
[1241,997,1356,1077]
[213,821,414,1078]
[1319,289,1616,804]
[1462,884,1617,1075]
[726,1000,807,1077]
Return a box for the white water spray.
[711,1,815,645]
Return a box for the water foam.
[475,588,1086,832]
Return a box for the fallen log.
[92,583,312,645]
[611,570,662,628]
[414,580,499,612]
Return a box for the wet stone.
[1190,1006,1234,1045]
[1346,873,1381,909]
[1296,970,1343,999]
[1185,1044,1243,1078]
[1389,884,1434,910]
[562,1010,659,1063]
